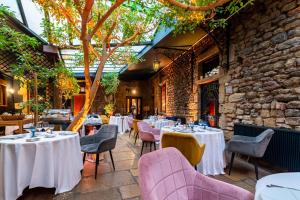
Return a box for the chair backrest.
[99,124,118,135]
[139,147,253,200]
[139,147,194,200]
[97,124,118,151]
[132,119,141,133]
[137,121,155,141]
[161,132,205,166]
[255,128,274,157]
[128,118,133,128]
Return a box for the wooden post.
[34,73,38,126]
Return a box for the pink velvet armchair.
[137,121,160,156]
[139,147,254,200]
[128,118,133,137]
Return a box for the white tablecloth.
[161,127,226,175]
[255,173,300,200]
[0,132,83,200]
[143,119,175,129]
[109,116,131,134]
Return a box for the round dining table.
[109,116,131,133]
[255,172,300,200]
[161,126,226,175]
[0,131,83,200]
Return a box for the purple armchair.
[128,118,133,138]
[137,121,160,156]
[139,147,254,200]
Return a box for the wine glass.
[49,124,55,134]
[36,123,43,132]
[177,118,181,126]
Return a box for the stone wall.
[151,0,300,138]
[219,0,300,137]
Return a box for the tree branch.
[73,0,83,16]
[90,0,125,38]
[108,30,140,58]
[161,0,231,11]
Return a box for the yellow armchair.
[100,115,109,124]
[161,132,205,168]
[133,119,141,144]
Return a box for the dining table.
[160,126,226,175]
[143,119,175,129]
[255,172,300,200]
[109,116,131,134]
[0,131,83,200]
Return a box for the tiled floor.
[19,132,274,200]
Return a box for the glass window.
[0,0,23,22]
[21,0,44,37]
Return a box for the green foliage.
[101,72,120,95]
[0,5,78,111]
[20,99,51,113]
[104,103,114,116]
[54,62,80,101]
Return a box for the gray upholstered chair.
[80,124,118,179]
[227,129,274,180]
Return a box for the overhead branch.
[161,0,231,11]
[104,20,118,43]
[108,30,140,58]
[90,0,125,38]
[73,0,83,16]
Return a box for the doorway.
[200,81,219,127]
[126,96,142,119]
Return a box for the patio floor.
[19,132,274,200]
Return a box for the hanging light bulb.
[153,55,160,71]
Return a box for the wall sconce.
[153,55,160,71]
[132,89,136,95]
[6,88,14,95]
[80,86,85,93]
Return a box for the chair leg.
[128,129,131,138]
[140,141,145,156]
[95,153,99,179]
[109,150,115,171]
[134,132,139,145]
[253,158,259,180]
[83,152,86,164]
[150,142,152,152]
[153,142,156,150]
[228,152,235,175]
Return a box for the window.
[161,83,166,113]
[0,80,7,106]
[202,56,220,78]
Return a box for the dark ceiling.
[119,28,207,81]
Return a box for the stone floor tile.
[74,170,135,194]
[130,169,139,177]
[119,184,140,199]
[74,188,122,200]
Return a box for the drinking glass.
[49,124,55,134]
[177,118,181,126]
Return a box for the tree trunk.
[67,53,107,132]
